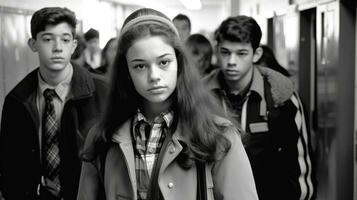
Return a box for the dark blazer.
[0,63,108,200]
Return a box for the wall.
[169,3,230,40]
[0,0,83,17]
[354,2,357,200]
[0,0,124,48]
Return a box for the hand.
[40,178,60,198]
[0,190,5,200]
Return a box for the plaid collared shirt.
[132,109,174,200]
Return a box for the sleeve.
[0,96,19,197]
[211,127,259,200]
[76,161,101,200]
[289,93,315,200]
[76,128,102,200]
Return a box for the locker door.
[0,7,38,117]
[316,1,355,200]
[272,12,300,90]
[316,3,338,199]
[299,7,317,154]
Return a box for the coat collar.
[204,67,265,99]
[112,118,186,198]
[203,66,294,107]
[112,119,186,144]
[9,62,96,103]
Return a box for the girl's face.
[126,36,178,109]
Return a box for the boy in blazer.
[0,7,107,200]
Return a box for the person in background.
[0,7,107,200]
[95,37,118,78]
[255,44,291,77]
[83,28,101,69]
[77,7,258,200]
[204,15,315,200]
[172,13,191,41]
[185,33,217,77]
[71,34,91,70]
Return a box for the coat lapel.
[159,126,184,174]
[112,119,137,199]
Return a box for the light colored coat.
[77,118,258,200]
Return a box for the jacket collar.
[112,118,186,144]
[205,67,264,98]
[258,66,294,106]
[112,118,186,198]
[204,66,294,106]
[10,62,96,102]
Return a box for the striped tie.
[42,88,61,192]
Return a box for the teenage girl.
[77,8,258,200]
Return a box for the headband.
[120,15,180,38]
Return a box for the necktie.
[42,88,61,192]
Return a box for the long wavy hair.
[82,8,232,166]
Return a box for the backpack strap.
[93,143,110,199]
[263,76,280,126]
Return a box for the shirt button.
[169,146,175,154]
[148,148,155,154]
[168,182,174,189]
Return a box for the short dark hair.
[173,13,191,29]
[186,33,213,59]
[215,15,262,51]
[84,28,99,41]
[30,7,77,39]
[256,45,291,77]
[185,34,213,72]
[71,34,86,59]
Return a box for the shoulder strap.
[196,161,207,200]
[93,144,109,200]
[148,116,179,199]
[263,76,275,115]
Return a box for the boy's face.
[216,40,261,83]
[86,38,100,54]
[28,22,77,72]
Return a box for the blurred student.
[255,45,291,77]
[205,15,314,200]
[95,37,118,77]
[71,34,91,70]
[185,33,217,77]
[77,7,258,200]
[173,13,191,41]
[0,7,107,200]
[83,28,101,69]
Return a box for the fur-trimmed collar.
[257,66,294,106]
[203,66,295,106]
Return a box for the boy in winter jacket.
[204,15,315,200]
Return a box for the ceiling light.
[179,0,202,10]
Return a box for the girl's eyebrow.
[158,53,173,58]
[129,53,173,63]
[129,58,145,63]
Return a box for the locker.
[0,7,38,118]
[316,1,355,199]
